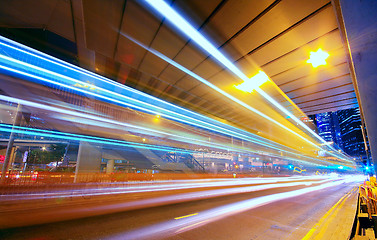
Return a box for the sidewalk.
[302,187,358,240]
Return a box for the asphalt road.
[0,178,359,240]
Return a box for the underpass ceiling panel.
[153,80,170,93]
[197,91,220,104]
[158,64,187,84]
[248,8,339,70]
[290,84,355,104]
[206,70,241,89]
[228,0,330,60]
[189,83,211,97]
[296,91,357,106]
[138,52,169,77]
[303,100,359,115]
[259,28,339,69]
[82,0,124,58]
[115,36,146,69]
[191,58,223,80]
[284,74,352,96]
[0,0,74,41]
[234,57,263,79]
[0,0,56,27]
[203,0,275,43]
[264,41,346,85]
[173,0,222,30]
[268,51,348,91]
[175,75,199,91]
[278,63,350,90]
[172,42,208,71]
[149,25,187,60]
[281,72,351,94]
[44,0,75,42]
[300,96,358,112]
[120,0,162,50]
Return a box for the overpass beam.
[336,0,377,175]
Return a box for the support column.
[1,104,23,183]
[74,141,102,183]
[336,0,377,175]
[106,159,115,174]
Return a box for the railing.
[162,152,205,172]
[180,154,205,172]
[354,177,377,238]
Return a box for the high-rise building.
[316,112,333,142]
[315,112,343,149]
[331,112,344,150]
[337,108,367,157]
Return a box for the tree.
[28,144,66,164]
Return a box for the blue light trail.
[143,0,351,162]
[0,35,352,166]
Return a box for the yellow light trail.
[174,213,198,220]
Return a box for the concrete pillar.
[337,0,377,175]
[1,104,23,183]
[106,159,115,174]
[74,142,102,182]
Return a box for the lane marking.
[301,187,356,240]
[174,213,198,220]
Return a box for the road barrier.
[354,177,377,238]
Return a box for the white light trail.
[143,0,352,162]
[0,95,326,165]
[0,176,327,201]
[106,175,363,239]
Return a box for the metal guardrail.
[162,152,205,172]
[354,178,377,238]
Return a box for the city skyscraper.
[315,112,343,149]
[313,108,368,158]
[337,108,367,158]
[316,112,333,142]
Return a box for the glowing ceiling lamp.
[235,71,269,92]
[306,49,330,68]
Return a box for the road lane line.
[174,213,198,220]
[301,187,356,240]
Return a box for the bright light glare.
[143,1,351,162]
[306,49,330,68]
[235,71,269,92]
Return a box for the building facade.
[337,108,367,158]
[313,107,368,158]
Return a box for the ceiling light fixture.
[307,48,329,68]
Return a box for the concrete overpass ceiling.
[0,0,359,133]
[0,0,75,42]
